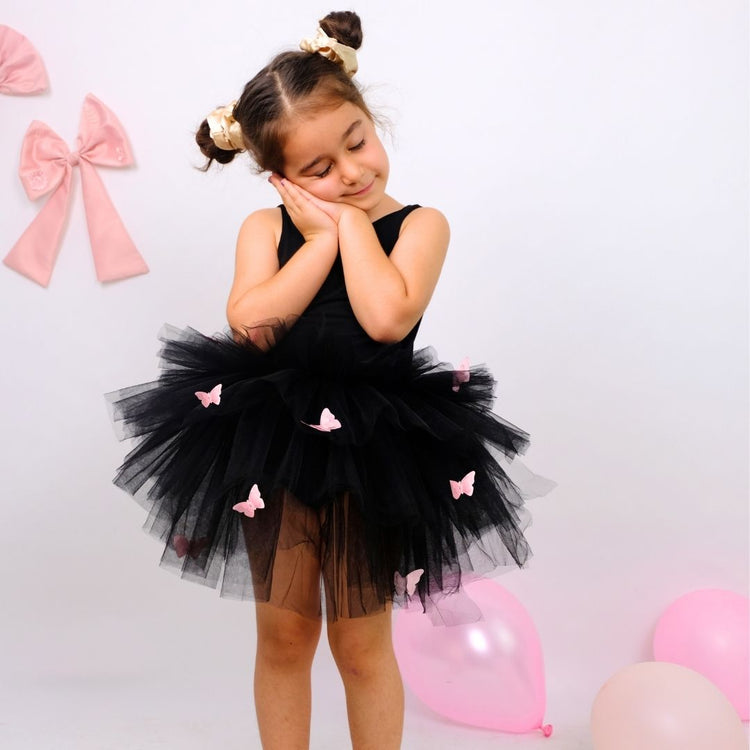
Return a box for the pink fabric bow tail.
[3,93,149,286]
[0,25,49,95]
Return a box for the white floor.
[2,591,744,750]
[1,669,592,750]
[1,607,592,750]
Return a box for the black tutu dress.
[106,204,554,621]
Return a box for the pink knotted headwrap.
[4,93,149,287]
[0,25,49,95]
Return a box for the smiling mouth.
[350,180,375,196]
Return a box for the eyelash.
[314,139,366,178]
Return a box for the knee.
[327,621,393,679]
[257,607,321,669]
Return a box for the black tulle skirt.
[105,321,553,621]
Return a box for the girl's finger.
[304,192,329,212]
[280,178,311,205]
[272,177,303,212]
[270,176,334,229]
[284,180,334,213]
[303,191,341,221]
[268,174,284,197]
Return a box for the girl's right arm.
[226,191,339,347]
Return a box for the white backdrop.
[1,1,747,748]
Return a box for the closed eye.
[313,140,365,178]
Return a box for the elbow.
[226,304,247,339]
[226,304,250,331]
[226,295,262,335]
[364,311,417,344]
[230,324,267,350]
[226,301,280,352]
[368,329,402,344]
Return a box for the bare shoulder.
[399,206,450,244]
[228,208,283,308]
[390,205,450,279]
[237,207,283,248]
[398,206,451,257]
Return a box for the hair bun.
[195,118,240,170]
[319,10,363,51]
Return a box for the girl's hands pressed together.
[269,173,366,237]
[298,186,364,226]
[269,174,341,243]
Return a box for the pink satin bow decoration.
[195,383,222,407]
[233,484,265,518]
[3,93,149,287]
[173,534,209,559]
[302,407,342,432]
[452,356,471,392]
[0,25,49,95]
[394,568,424,597]
[450,470,475,500]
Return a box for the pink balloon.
[591,661,747,750]
[653,588,749,720]
[393,578,551,735]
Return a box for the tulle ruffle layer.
[106,322,552,620]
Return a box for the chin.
[351,186,385,208]
[337,196,373,211]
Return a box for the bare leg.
[327,606,404,750]
[254,604,322,750]
[248,492,325,749]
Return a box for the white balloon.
[591,661,747,750]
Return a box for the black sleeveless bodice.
[272,204,422,378]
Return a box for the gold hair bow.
[206,100,245,151]
[299,26,358,76]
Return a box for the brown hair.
[196,11,372,174]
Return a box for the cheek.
[370,142,389,175]
[303,180,339,201]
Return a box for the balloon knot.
[541,723,554,737]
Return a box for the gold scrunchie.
[299,26,358,77]
[206,99,245,152]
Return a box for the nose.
[339,155,363,185]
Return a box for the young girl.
[108,10,542,750]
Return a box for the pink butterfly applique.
[302,407,341,432]
[173,534,209,559]
[452,356,471,392]
[394,568,424,597]
[450,470,475,499]
[195,383,222,407]
[233,483,265,517]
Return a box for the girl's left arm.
[337,206,450,342]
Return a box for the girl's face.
[282,101,390,217]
